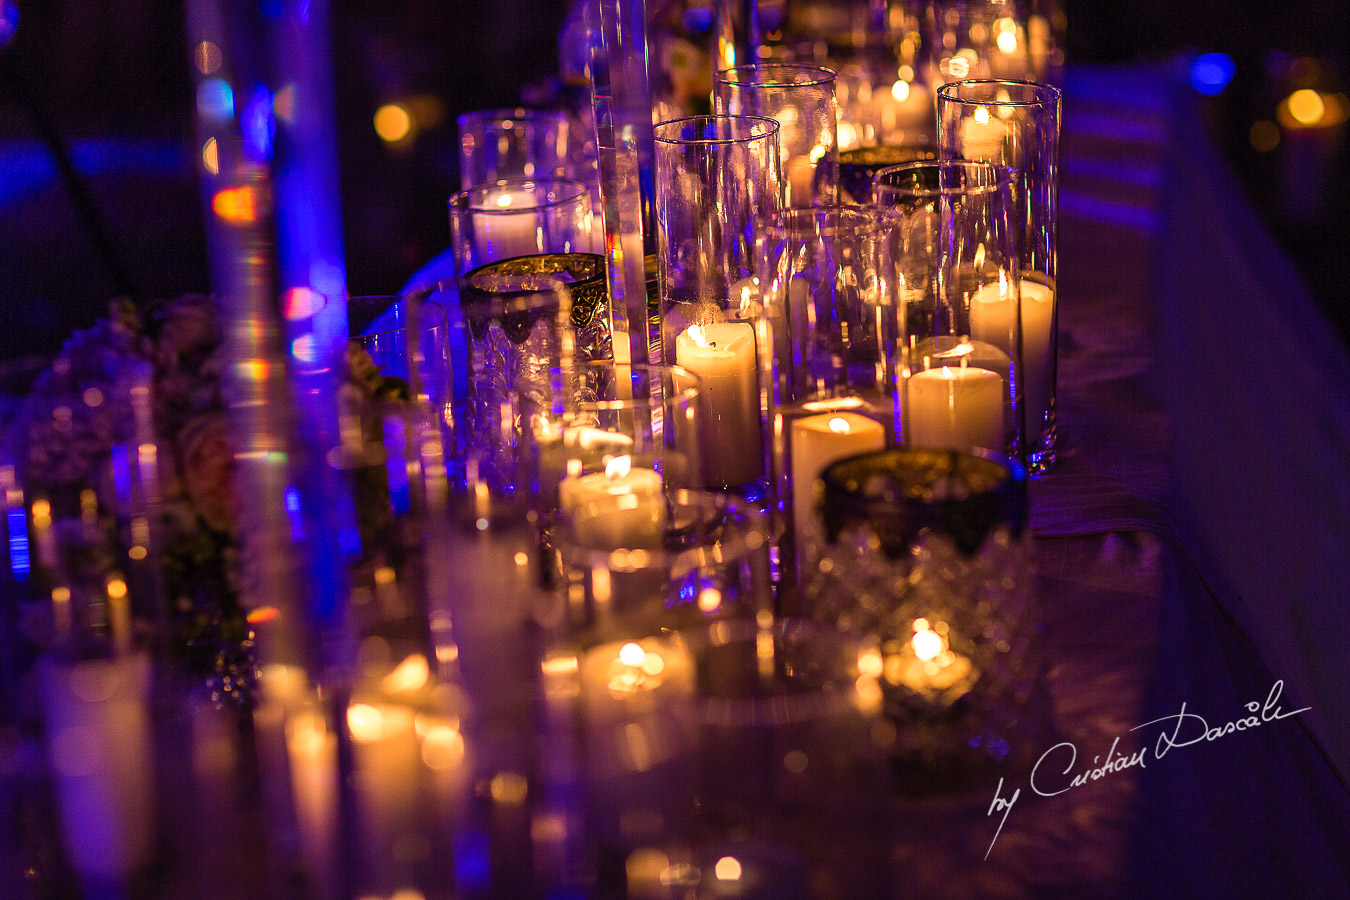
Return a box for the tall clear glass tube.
[874,159,1025,465]
[652,115,781,493]
[936,79,1060,472]
[714,64,840,208]
[754,205,898,575]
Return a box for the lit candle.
[561,455,666,549]
[883,617,976,700]
[675,323,762,488]
[988,19,1029,79]
[790,410,886,554]
[579,636,696,844]
[906,365,1004,452]
[968,279,1055,436]
[39,654,156,884]
[472,187,546,261]
[880,79,932,134]
[958,107,1008,161]
[285,707,340,895]
[347,701,422,888]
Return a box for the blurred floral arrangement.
[10,295,407,703]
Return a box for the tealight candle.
[473,187,545,260]
[562,455,666,549]
[906,365,1004,452]
[675,323,762,488]
[968,279,1054,436]
[884,617,975,700]
[790,410,886,553]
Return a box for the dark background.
[0,0,1345,363]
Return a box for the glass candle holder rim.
[715,62,840,88]
[572,361,704,412]
[872,159,1011,200]
[457,106,567,128]
[935,78,1063,108]
[565,488,772,570]
[651,113,781,146]
[348,294,446,337]
[818,447,1028,555]
[450,176,590,215]
[763,203,885,240]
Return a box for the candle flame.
[974,106,991,125]
[973,243,986,271]
[911,622,945,661]
[619,642,645,667]
[605,455,633,480]
[891,79,911,102]
[828,417,852,434]
[686,324,713,348]
[494,193,514,208]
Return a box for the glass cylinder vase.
[936,79,1060,473]
[652,115,781,494]
[874,159,1026,464]
[457,107,575,188]
[714,64,841,208]
[754,205,899,575]
[455,261,578,498]
[449,177,595,277]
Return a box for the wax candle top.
[683,323,754,356]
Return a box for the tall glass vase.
[936,79,1060,473]
[874,159,1025,464]
[754,205,898,577]
[714,64,841,208]
[652,114,782,494]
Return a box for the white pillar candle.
[39,654,156,883]
[969,279,1054,436]
[472,188,545,261]
[958,108,1008,161]
[675,323,762,488]
[790,410,886,553]
[561,455,666,549]
[880,79,932,130]
[906,365,1004,452]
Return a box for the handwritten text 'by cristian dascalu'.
[983,680,1311,859]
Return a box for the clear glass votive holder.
[754,205,899,575]
[457,107,574,189]
[807,446,1052,792]
[449,177,594,278]
[936,79,1061,472]
[557,490,773,639]
[549,362,705,521]
[652,115,781,493]
[714,64,841,208]
[874,159,1025,463]
[348,293,455,460]
[456,260,577,498]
